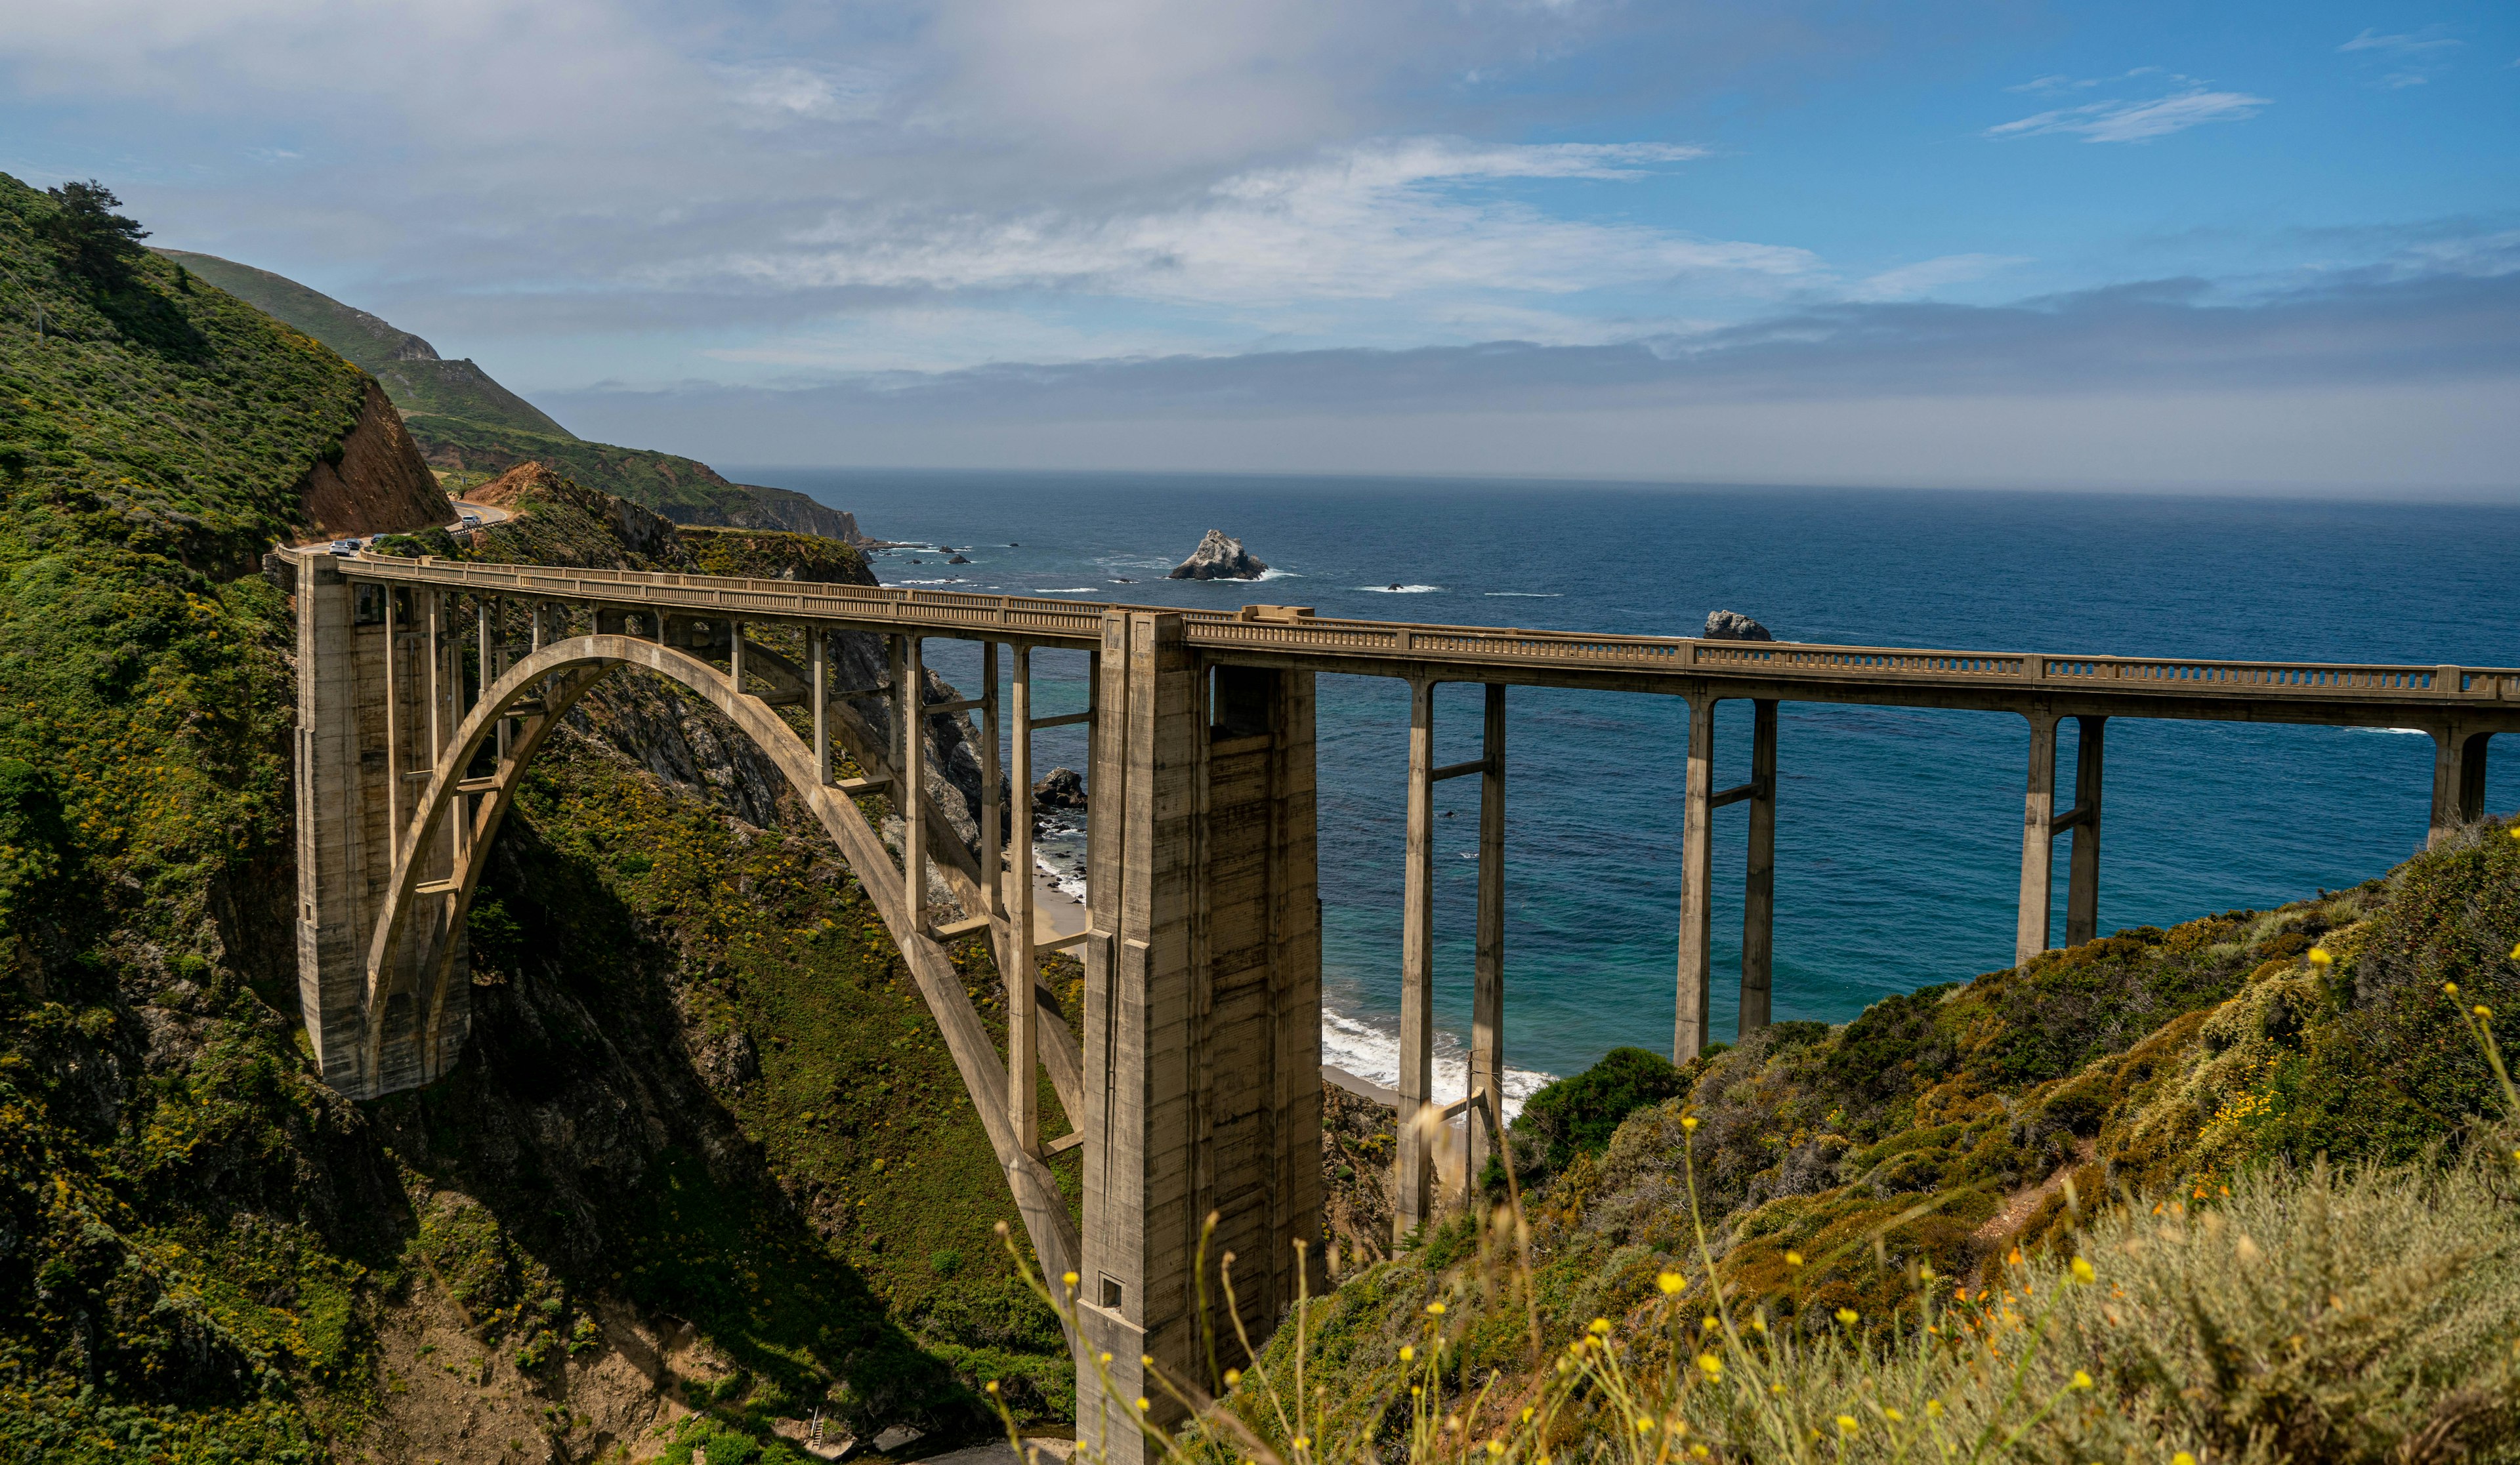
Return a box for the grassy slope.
[155,251,572,440]
[154,251,856,539]
[1257,823,2520,1453]
[0,173,1070,1461]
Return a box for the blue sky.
[3,0,2514,487]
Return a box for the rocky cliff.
[295,379,452,539]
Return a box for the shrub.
[1512,1046,1687,1172]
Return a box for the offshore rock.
[1169,529,1268,580]
[1034,766,1087,813]
[1704,609,1774,642]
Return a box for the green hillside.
[158,250,572,439]
[152,250,861,542]
[0,179,1028,1463]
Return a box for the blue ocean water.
[734,469,2520,1101]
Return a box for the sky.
[4,0,2515,490]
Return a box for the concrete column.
[1673,694,1715,1062]
[2063,715,2106,947]
[1739,699,1777,1037]
[1078,617,1320,1460]
[899,635,927,928]
[809,628,830,785]
[1396,676,1437,1241]
[1008,644,1039,1153]
[2015,708,2059,967]
[2430,726,2492,846]
[1467,682,1505,1195]
[296,555,369,1091]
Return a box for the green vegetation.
[1177,822,2520,1465]
[159,249,859,538]
[0,173,1054,1460]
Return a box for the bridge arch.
[360,629,1082,1285]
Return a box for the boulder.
[1704,609,1774,642]
[1033,766,1087,812]
[1169,529,1268,581]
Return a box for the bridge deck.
[339,552,2520,728]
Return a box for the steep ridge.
[156,250,862,543]
[1,174,1066,1464]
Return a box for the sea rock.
[947,554,969,564]
[1169,529,1268,581]
[1034,766,1087,812]
[1704,609,1774,642]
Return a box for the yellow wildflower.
[1657,1271,1685,1294]
[1885,1409,1905,1423]
[1696,1353,1723,1380]
[1224,1369,1241,1387]
[1135,1397,1150,1412]
[1589,1317,1612,1335]
[1784,1250,1804,1267]
[1925,1399,1944,1418]
[1062,1271,1081,1289]
[2477,1005,2494,1020]
[1690,1447,1710,1460]
[2174,1455,2195,1465]
[1427,1302,1447,1315]
[1836,1308,1860,1326]
[1487,1442,1505,1457]
[1683,1115,1700,1132]
[1837,1415,1859,1437]
[1636,1419,1656,1435]
[2446,982,2461,996]
[2073,1371,2094,1390]
[2307,947,2331,966]
[2070,1256,2097,1285]
[1399,1345,1415,1363]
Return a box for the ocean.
[730,469,2520,1110]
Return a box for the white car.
[328,539,360,556]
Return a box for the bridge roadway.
[299,549,2516,1459]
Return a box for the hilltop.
[157,249,860,543]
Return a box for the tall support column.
[809,627,831,785]
[383,586,400,838]
[729,617,746,691]
[1674,694,1716,1062]
[1396,677,1437,1241]
[1008,644,1040,1153]
[2430,726,2491,846]
[982,643,1002,917]
[895,635,928,928]
[1739,699,1778,1037]
[2015,708,2060,967]
[2063,715,2107,947]
[1467,682,1506,1195]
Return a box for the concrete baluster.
[1008,643,1039,1153]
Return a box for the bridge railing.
[330,554,2520,705]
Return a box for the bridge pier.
[2015,711,2106,965]
[2429,725,2493,846]
[1078,612,1322,1462]
[1675,697,1780,1060]
[294,556,470,1098]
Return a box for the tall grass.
[992,980,2520,1464]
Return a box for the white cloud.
[2338,26,2462,87]
[1988,87,2269,143]
[691,138,1805,311]
[1851,253,2030,299]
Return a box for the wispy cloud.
[2338,26,2461,87]
[1851,253,2030,300]
[1988,85,2269,143]
[690,138,1805,313]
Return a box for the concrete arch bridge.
[290,550,2520,1453]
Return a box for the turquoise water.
[733,469,2520,1100]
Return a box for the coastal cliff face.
[295,379,450,539]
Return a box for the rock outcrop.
[1033,767,1087,814]
[1703,609,1774,642]
[294,379,451,539]
[1168,529,1268,580]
